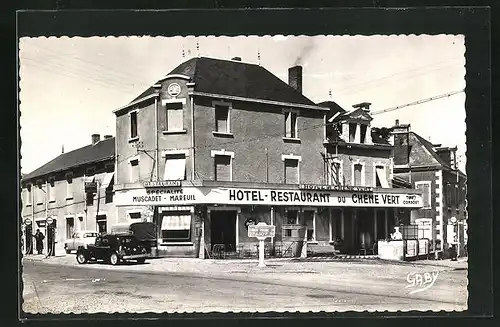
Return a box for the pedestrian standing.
[33,229,45,255]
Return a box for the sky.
[19,35,466,174]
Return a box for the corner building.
[113,57,423,258]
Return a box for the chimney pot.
[91,134,100,145]
[104,135,113,140]
[288,65,303,94]
[231,57,242,61]
[353,102,372,111]
[395,119,400,126]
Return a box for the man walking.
[33,229,45,255]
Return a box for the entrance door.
[357,209,374,250]
[66,217,75,239]
[210,211,237,252]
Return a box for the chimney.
[91,134,100,145]
[231,57,242,61]
[353,102,372,111]
[104,135,113,140]
[395,119,399,126]
[288,65,303,94]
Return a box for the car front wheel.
[76,252,87,264]
[109,252,119,266]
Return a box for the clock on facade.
[167,83,181,97]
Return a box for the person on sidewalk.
[33,229,45,255]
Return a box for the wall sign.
[115,186,423,208]
[167,83,181,97]
[300,184,373,192]
[143,180,181,188]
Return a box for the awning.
[376,167,390,188]
[101,172,115,189]
[163,155,186,181]
[161,214,191,230]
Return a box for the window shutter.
[285,159,299,184]
[215,155,231,181]
[375,166,389,188]
[166,103,183,131]
[130,112,138,138]
[291,112,297,138]
[422,183,430,208]
[285,112,292,137]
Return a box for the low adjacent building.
[21,134,116,255]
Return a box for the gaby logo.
[406,271,439,294]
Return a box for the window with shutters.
[65,173,73,200]
[214,105,230,134]
[161,211,192,242]
[36,182,44,205]
[415,181,431,209]
[165,102,184,131]
[48,177,56,203]
[328,160,342,186]
[284,111,298,138]
[360,124,368,143]
[375,165,389,188]
[129,158,140,183]
[25,184,32,206]
[353,163,363,186]
[284,159,299,184]
[349,123,357,142]
[164,154,187,181]
[130,111,138,139]
[214,155,232,181]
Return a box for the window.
[353,163,363,186]
[101,172,115,203]
[215,105,229,133]
[166,102,184,131]
[286,209,298,225]
[375,165,389,188]
[284,159,299,184]
[415,181,431,209]
[349,123,357,142]
[304,210,315,242]
[284,111,298,138]
[48,177,56,202]
[164,154,187,181]
[86,192,94,206]
[36,183,44,205]
[446,183,452,207]
[25,184,32,206]
[130,111,138,139]
[360,124,368,143]
[129,158,139,182]
[66,173,73,199]
[328,160,342,186]
[161,211,191,242]
[214,155,231,181]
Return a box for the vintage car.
[75,222,157,265]
[64,230,99,253]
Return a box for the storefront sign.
[143,180,182,188]
[300,184,373,192]
[115,186,423,208]
[248,224,276,238]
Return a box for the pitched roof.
[411,132,450,168]
[131,57,316,106]
[22,137,115,182]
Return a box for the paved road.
[22,260,467,314]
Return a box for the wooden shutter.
[130,112,138,138]
[285,159,299,184]
[215,155,231,181]
[285,112,291,137]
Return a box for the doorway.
[66,217,75,239]
[97,215,107,234]
[210,210,237,252]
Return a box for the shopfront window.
[161,211,191,242]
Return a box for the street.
[21,258,468,313]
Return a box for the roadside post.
[248,222,275,268]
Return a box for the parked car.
[75,222,157,265]
[64,231,99,254]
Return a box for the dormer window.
[360,125,368,143]
[349,123,357,142]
